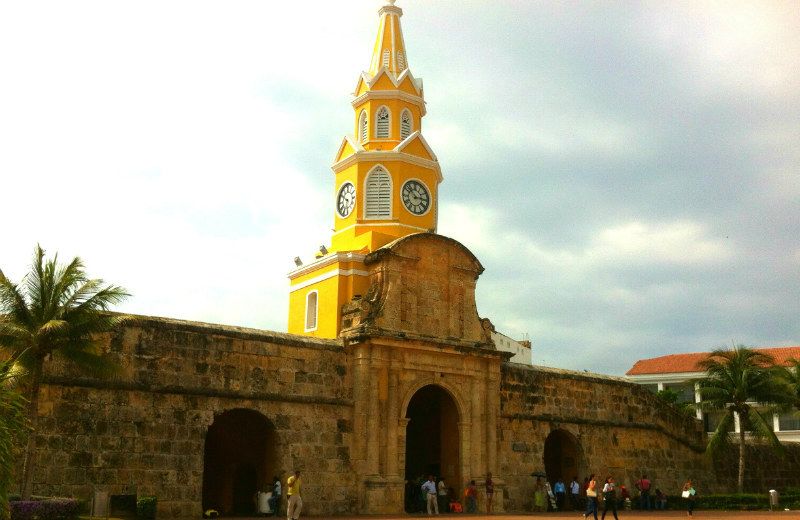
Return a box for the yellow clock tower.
[288,0,442,338]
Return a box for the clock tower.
[288,0,442,338]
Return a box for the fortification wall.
[33,316,354,517]
[497,363,714,511]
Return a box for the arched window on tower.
[365,167,391,218]
[376,107,390,139]
[397,51,405,71]
[305,290,318,332]
[383,49,390,69]
[359,110,368,142]
[400,109,412,140]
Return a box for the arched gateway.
[202,409,277,515]
[404,384,460,513]
[543,429,581,489]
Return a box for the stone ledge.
[43,376,354,408]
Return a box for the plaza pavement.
[256,511,800,520]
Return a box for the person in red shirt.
[635,474,651,511]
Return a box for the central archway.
[543,429,580,492]
[202,409,277,515]
[403,384,460,513]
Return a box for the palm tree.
[0,245,130,499]
[695,344,795,493]
[0,361,30,520]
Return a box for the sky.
[1,1,798,376]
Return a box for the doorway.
[202,409,276,515]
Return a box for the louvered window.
[359,111,368,142]
[376,107,390,138]
[383,50,390,69]
[400,110,412,139]
[305,291,318,331]
[397,52,405,71]
[365,168,391,218]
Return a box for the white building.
[626,346,800,442]
[492,331,531,365]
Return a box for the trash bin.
[769,490,778,510]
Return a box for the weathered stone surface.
[22,234,799,517]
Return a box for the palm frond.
[706,411,735,456]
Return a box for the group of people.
[261,470,302,520]
[572,473,696,519]
[416,472,494,515]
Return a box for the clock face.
[401,180,431,215]
[337,182,356,218]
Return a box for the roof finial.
[387,0,396,5]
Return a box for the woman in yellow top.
[286,471,302,520]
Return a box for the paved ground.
[255,511,800,520]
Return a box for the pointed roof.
[368,1,409,77]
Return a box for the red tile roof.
[626,346,800,376]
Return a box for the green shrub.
[136,496,157,520]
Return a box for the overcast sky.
[1,1,798,376]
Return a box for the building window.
[359,110,368,142]
[376,107,390,138]
[779,411,800,431]
[664,383,695,403]
[365,167,391,218]
[400,109,412,139]
[383,49,390,69]
[397,51,405,71]
[704,411,724,433]
[305,291,318,331]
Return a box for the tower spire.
[368,0,408,76]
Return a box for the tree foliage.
[0,361,30,520]
[0,245,130,499]
[695,344,795,493]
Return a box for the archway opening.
[202,409,277,516]
[543,429,580,491]
[403,384,460,513]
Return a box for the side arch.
[543,428,584,490]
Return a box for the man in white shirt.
[570,476,581,511]
[420,475,438,515]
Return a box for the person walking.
[583,474,598,520]
[600,476,619,520]
[286,471,302,520]
[570,476,581,511]
[421,475,438,515]
[682,478,696,518]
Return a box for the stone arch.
[543,428,583,490]
[202,408,277,515]
[401,381,463,513]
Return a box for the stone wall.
[497,363,714,511]
[33,316,353,518]
[711,443,800,493]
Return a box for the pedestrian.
[533,477,546,512]
[682,478,696,518]
[570,476,581,511]
[485,472,495,514]
[655,488,666,510]
[600,476,619,520]
[437,477,448,514]
[286,471,302,520]
[583,474,598,520]
[553,478,566,511]
[466,480,478,513]
[268,475,281,516]
[421,475,438,515]
[636,474,652,510]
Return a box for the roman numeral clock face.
[336,182,356,218]
[401,180,430,215]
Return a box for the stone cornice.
[43,376,353,408]
[287,251,367,280]
[331,150,441,179]
[351,90,426,115]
